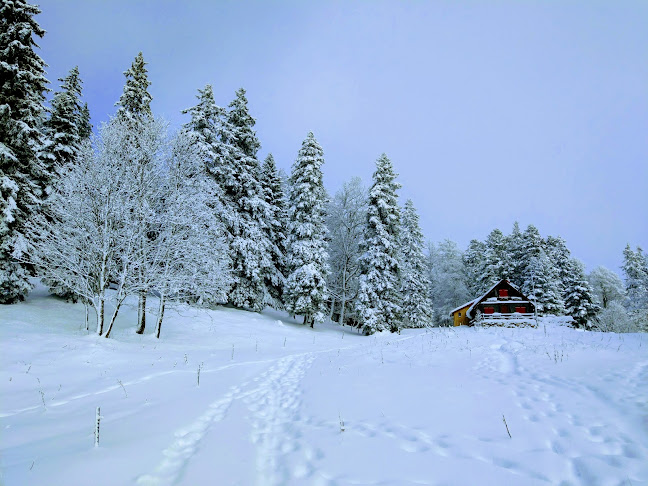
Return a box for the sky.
[37,0,647,273]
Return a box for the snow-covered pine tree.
[181,84,230,213]
[78,102,92,140]
[356,154,402,334]
[563,258,599,328]
[285,133,329,327]
[521,248,564,315]
[480,228,509,291]
[463,239,486,296]
[426,242,441,324]
[326,177,367,326]
[115,52,152,121]
[222,88,272,311]
[399,200,433,328]
[520,224,544,262]
[506,222,525,288]
[40,67,91,301]
[114,52,158,334]
[587,266,625,309]
[519,224,565,313]
[41,66,86,172]
[545,235,572,293]
[0,0,49,303]
[182,85,239,303]
[260,153,287,307]
[622,245,648,329]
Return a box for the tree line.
[427,226,647,331]
[1,1,646,337]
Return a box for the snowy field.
[1,285,647,486]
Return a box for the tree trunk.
[97,296,105,335]
[303,315,307,325]
[155,294,166,339]
[329,298,335,321]
[85,301,89,332]
[339,300,346,326]
[136,291,146,334]
[104,300,124,338]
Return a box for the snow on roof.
[479,300,532,305]
[450,299,476,315]
[467,279,526,318]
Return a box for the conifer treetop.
[115,52,152,119]
[43,66,86,169]
[227,88,260,157]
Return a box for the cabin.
[450,300,475,327]
[450,279,536,326]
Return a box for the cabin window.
[515,306,526,313]
[458,312,461,316]
[483,306,495,314]
[500,304,509,313]
[499,289,509,298]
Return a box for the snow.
[449,300,475,315]
[1,283,647,485]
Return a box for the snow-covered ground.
[1,285,647,485]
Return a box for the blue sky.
[38,0,647,272]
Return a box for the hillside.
[1,285,647,485]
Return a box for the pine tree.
[182,85,245,307]
[506,222,525,287]
[545,235,572,292]
[285,132,329,327]
[463,239,486,296]
[563,258,599,328]
[78,102,92,140]
[520,224,544,261]
[115,52,152,122]
[223,88,272,311]
[0,0,49,303]
[260,153,287,307]
[42,66,86,172]
[481,228,509,291]
[181,84,230,214]
[399,200,433,328]
[40,67,92,300]
[520,225,564,312]
[622,245,648,329]
[522,248,564,315]
[356,154,402,334]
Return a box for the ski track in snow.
[136,353,315,486]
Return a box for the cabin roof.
[450,299,476,315]
[467,279,528,318]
